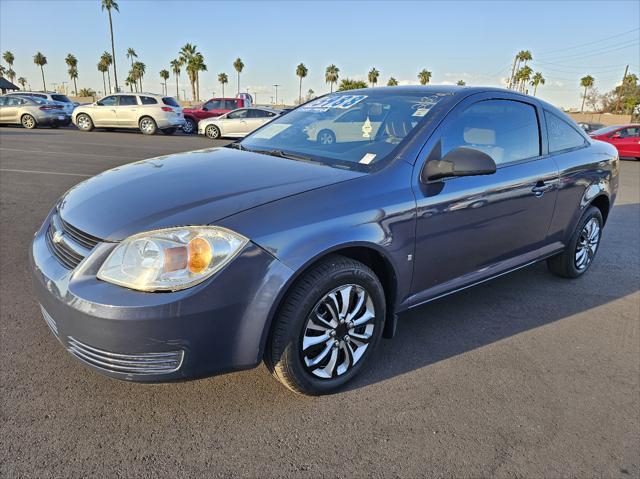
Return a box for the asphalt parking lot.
[1,127,638,478]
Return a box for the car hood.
[58,147,365,241]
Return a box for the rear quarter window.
[51,95,71,102]
[545,111,587,153]
[140,96,158,105]
[162,97,180,107]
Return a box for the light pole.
[274,84,280,106]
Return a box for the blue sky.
[1,0,638,108]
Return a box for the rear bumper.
[157,116,186,129]
[38,114,71,127]
[30,211,294,382]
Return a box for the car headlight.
[97,226,248,292]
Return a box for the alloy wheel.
[22,115,35,129]
[301,284,376,379]
[140,118,155,134]
[206,125,220,139]
[77,115,91,130]
[575,217,600,271]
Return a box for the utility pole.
[615,65,629,114]
[274,84,280,106]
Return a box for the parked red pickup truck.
[182,97,249,134]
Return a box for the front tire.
[76,113,94,132]
[21,114,36,129]
[547,206,603,278]
[205,124,221,139]
[139,116,157,135]
[317,129,336,145]
[182,117,196,134]
[266,256,385,395]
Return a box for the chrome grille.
[67,337,184,375]
[40,305,59,337]
[45,212,102,269]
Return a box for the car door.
[224,108,249,136]
[115,94,139,127]
[91,95,118,126]
[409,93,559,301]
[4,96,26,123]
[0,96,9,122]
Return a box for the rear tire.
[76,113,94,132]
[205,124,221,139]
[547,206,603,278]
[317,129,335,145]
[182,117,196,134]
[139,116,157,135]
[265,255,385,396]
[21,114,36,129]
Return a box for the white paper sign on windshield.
[302,95,368,112]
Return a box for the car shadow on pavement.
[345,202,640,393]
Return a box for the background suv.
[0,94,69,129]
[182,97,250,134]
[72,93,185,135]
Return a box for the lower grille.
[67,337,184,375]
[40,305,59,337]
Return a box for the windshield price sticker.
[359,153,377,164]
[302,95,368,111]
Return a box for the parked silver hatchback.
[72,93,185,135]
[0,94,70,129]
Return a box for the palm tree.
[3,51,15,83]
[65,54,78,94]
[17,77,27,90]
[580,75,595,113]
[170,59,182,99]
[101,0,119,92]
[160,69,170,95]
[368,67,380,87]
[97,60,108,95]
[132,61,146,91]
[295,63,308,103]
[387,77,398,86]
[325,64,340,92]
[233,57,244,95]
[188,53,206,101]
[101,51,113,93]
[78,88,95,98]
[418,69,432,85]
[33,52,47,91]
[457,80,466,86]
[0,66,5,78]
[125,74,135,92]
[509,50,533,89]
[218,72,228,97]
[180,43,198,100]
[530,72,545,96]
[126,47,137,68]
[516,65,532,93]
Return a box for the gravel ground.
[1,127,638,478]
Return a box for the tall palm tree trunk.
[533,84,538,96]
[222,83,225,97]
[299,77,302,104]
[102,72,106,95]
[175,75,179,100]
[139,78,143,92]
[106,70,112,93]
[73,78,78,95]
[196,74,200,102]
[237,72,240,95]
[108,10,118,91]
[40,66,46,91]
[191,77,196,102]
[581,87,587,112]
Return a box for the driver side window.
[441,99,540,165]
[227,109,248,119]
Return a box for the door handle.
[532,181,553,197]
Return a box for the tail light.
[161,107,173,112]
[40,105,62,111]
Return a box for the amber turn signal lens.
[188,237,213,273]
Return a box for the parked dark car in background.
[589,124,640,159]
[31,86,618,395]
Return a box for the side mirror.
[202,105,209,111]
[423,143,497,182]
[96,101,103,106]
[611,132,621,138]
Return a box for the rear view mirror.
[423,142,497,182]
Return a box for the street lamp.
[274,84,280,106]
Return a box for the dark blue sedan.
[31,86,619,395]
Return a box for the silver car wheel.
[575,218,600,271]
[318,131,335,145]
[140,118,155,134]
[22,115,36,129]
[182,118,195,134]
[206,125,220,139]
[77,115,91,130]
[301,284,375,379]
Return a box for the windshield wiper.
[251,148,316,163]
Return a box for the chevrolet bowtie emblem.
[52,230,64,244]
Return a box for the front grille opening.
[45,212,103,269]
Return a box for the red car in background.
[182,97,250,134]
[589,124,640,160]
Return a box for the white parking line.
[0,168,91,177]
[0,147,141,160]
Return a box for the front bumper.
[30,211,293,382]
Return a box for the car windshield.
[590,125,621,136]
[51,94,71,103]
[240,91,451,169]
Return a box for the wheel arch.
[589,194,610,225]
[259,242,400,362]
